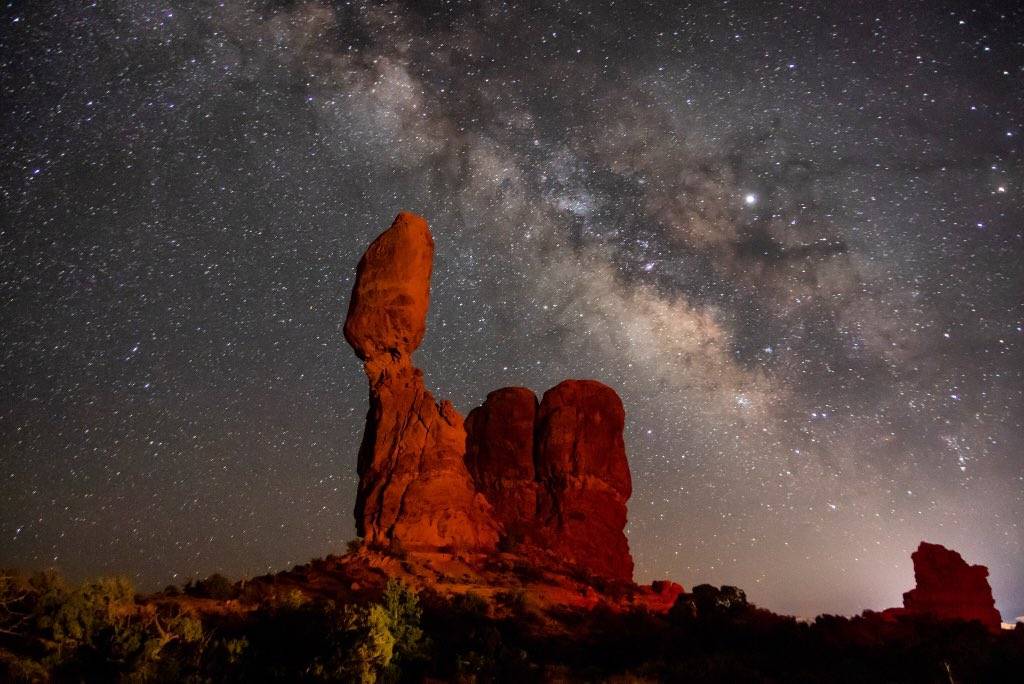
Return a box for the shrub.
[497,589,529,615]
[318,603,396,683]
[453,591,489,617]
[186,573,237,600]
[381,579,425,664]
[281,588,310,609]
[669,584,750,624]
[28,573,194,679]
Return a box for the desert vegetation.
[2,567,1022,682]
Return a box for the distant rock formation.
[886,541,1002,633]
[344,212,633,580]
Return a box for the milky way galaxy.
[2,1,1022,619]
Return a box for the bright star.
[744,193,757,205]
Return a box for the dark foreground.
[2,557,1021,683]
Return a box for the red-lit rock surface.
[344,212,499,552]
[343,211,432,362]
[245,548,683,617]
[465,381,634,580]
[464,387,539,538]
[344,212,635,581]
[533,380,633,580]
[638,580,687,612]
[886,541,1002,633]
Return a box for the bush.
[346,603,395,683]
[452,591,490,617]
[312,602,395,683]
[496,589,529,615]
[281,587,310,609]
[381,579,426,672]
[185,572,237,600]
[21,572,205,680]
[669,584,749,624]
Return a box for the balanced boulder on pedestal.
[344,212,499,552]
[344,212,633,580]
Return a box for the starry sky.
[2,0,1022,619]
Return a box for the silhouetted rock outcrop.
[344,212,633,580]
[885,541,1002,633]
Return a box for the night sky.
[2,1,1022,620]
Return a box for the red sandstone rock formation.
[533,380,633,580]
[344,212,499,551]
[464,387,539,540]
[344,212,633,580]
[465,381,634,580]
[890,541,1002,632]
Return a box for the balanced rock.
[900,541,1002,632]
[345,212,499,551]
[344,212,634,580]
[344,212,432,362]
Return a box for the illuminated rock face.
[534,380,632,581]
[464,387,540,540]
[899,541,1002,633]
[466,381,634,580]
[343,212,634,580]
[345,212,499,552]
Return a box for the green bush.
[347,603,395,683]
[381,579,425,665]
[14,571,207,680]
